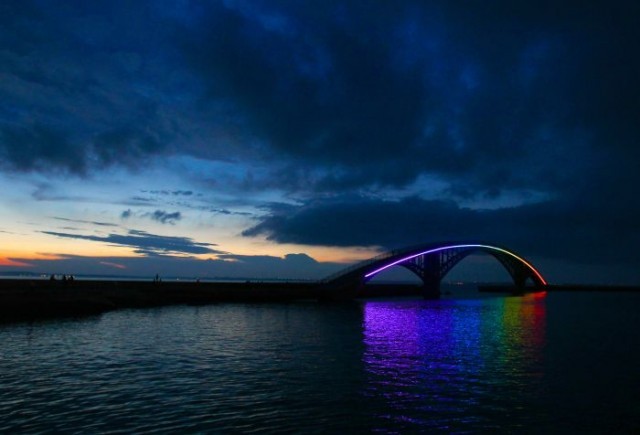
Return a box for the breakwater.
[3,278,638,322]
[0,278,430,321]
[0,279,322,322]
[478,283,640,293]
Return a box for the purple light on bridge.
[363,244,547,285]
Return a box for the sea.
[1,287,639,433]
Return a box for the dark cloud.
[53,217,118,227]
[242,197,505,258]
[181,2,429,188]
[0,1,177,176]
[121,209,132,219]
[147,210,182,225]
[0,124,86,174]
[41,229,222,256]
[142,190,195,196]
[128,196,155,204]
[243,194,640,269]
[179,0,638,198]
[219,252,319,267]
[30,183,91,202]
[92,126,167,167]
[2,1,638,200]
[202,207,253,217]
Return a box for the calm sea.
[1,290,639,433]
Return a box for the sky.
[1,0,639,284]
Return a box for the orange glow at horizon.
[0,244,379,266]
[0,257,33,267]
[220,238,382,264]
[0,251,69,267]
[1,231,381,267]
[0,240,151,262]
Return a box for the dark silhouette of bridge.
[321,242,547,300]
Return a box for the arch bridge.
[320,242,547,300]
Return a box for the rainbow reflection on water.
[362,293,547,430]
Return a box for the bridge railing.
[320,249,401,283]
[319,241,460,284]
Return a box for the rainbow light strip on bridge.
[363,244,547,285]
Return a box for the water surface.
[1,291,639,432]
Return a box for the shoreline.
[2,278,639,323]
[0,278,324,322]
[478,283,640,293]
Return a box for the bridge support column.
[421,276,441,299]
[402,254,443,299]
[514,272,527,292]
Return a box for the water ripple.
[1,294,639,432]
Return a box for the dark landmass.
[479,284,640,293]
[2,279,639,323]
[0,278,322,323]
[547,284,640,292]
[0,278,426,322]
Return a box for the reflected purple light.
[361,296,548,430]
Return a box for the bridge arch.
[322,242,547,300]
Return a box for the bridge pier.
[317,279,362,302]
[514,274,527,292]
[402,255,443,299]
[421,275,441,299]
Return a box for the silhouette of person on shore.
[49,274,56,281]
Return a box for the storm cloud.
[179,1,639,197]
[243,194,640,267]
[0,1,636,196]
[0,1,176,175]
